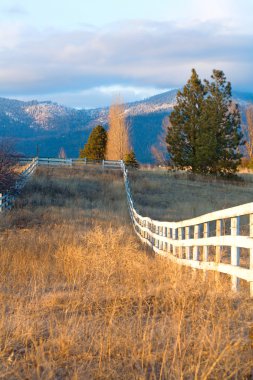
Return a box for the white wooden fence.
[19,157,122,169]
[121,162,253,296]
[2,157,253,295]
[0,157,121,212]
[0,157,38,212]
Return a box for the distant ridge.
[0,89,252,162]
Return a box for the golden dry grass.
[0,167,252,379]
[129,169,253,221]
[13,162,32,175]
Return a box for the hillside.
[0,89,252,162]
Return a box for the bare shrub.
[106,98,130,160]
[0,140,19,193]
[242,105,253,161]
[151,116,170,165]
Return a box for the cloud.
[0,20,252,106]
[20,85,167,109]
[4,4,28,15]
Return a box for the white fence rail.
[0,157,38,212]
[1,157,121,212]
[3,157,253,295]
[121,162,253,296]
[19,157,122,169]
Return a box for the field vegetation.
[129,169,253,221]
[0,167,252,379]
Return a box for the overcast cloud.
[0,17,253,107]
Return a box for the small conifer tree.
[80,125,107,160]
[124,150,139,168]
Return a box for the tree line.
[80,99,139,168]
[1,68,253,186]
[81,68,250,176]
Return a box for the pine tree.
[166,69,244,175]
[124,150,139,168]
[202,70,243,175]
[80,125,107,160]
[167,69,206,171]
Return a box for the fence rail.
[19,157,122,169]
[121,161,253,296]
[1,157,122,212]
[0,157,38,212]
[2,157,253,295]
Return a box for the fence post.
[249,214,253,297]
[102,160,105,169]
[185,226,190,259]
[193,225,200,260]
[159,226,163,251]
[231,216,240,292]
[178,227,183,258]
[203,222,210,261]
[216,219,222,263]
[172,228,177,256]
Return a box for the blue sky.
[0,0,253,108]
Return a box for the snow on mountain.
[0,89,252,162]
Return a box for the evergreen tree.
[166,69,244,175]
[124,150,139,168]
[166,69,206,172]
[80,125,107,160]
[202,70,243,175]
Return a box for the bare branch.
[106,97,131,160]
[243,105,253,159]
[0,140,19,192]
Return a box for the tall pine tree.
[166,69,244,175]
[166,69,206,172]
[80,125,107,160]
[202,70,243,175]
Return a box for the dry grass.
[129,169,253,221]
[0,167,252,379]
[13,162,32,175]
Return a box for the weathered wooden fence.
[121,162,253,296]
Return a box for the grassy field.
[129,169,253,221]
[0,167,252,379]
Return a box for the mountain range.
[0,89,252,163]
